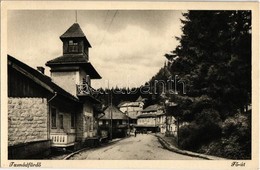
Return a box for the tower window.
[68,40,78,52]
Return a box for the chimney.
[37,66,45,74]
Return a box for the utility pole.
[110,108,113,141]
[110,84,113,141]
[127,106,130,136]
[108,81,113,141]
[177,117,179,147]
[164,102,168,135]
[75,10,78,23]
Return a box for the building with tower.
[46,23,102,147]
[7,22,102,159]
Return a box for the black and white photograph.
[1,1,259,169]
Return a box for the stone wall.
[8,97,48,146]
[8,140,51,159]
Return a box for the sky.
[7,10,184,88]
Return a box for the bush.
[178,109,222,151]
[199,112,251,159]
[178,123,200,150]
[221,113,251,159]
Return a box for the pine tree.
[165,11,251,154]
[166,11,251,120]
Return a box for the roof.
[137,110,165,118]
[100,105,129,120]
[120,101,142,108]
[137,113,157,118]
[60,23,91,47]
[128,115,138,119]
[8,55,79,103]
[61,23,85,38]
[142,104,164,112]
[134,124,158,128]
[117,101,131,107]
[46,54,88,64]
[136,96,146,102]
[128,112,141,119]
[46,54,101,79]
[136,96,142,102]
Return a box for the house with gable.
[8,55,81,159]
[99,105,129,139]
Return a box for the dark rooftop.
[142,104,164,112]
[60,23,91,47]
[100,105,129,120]
[46,54,101,79]
[61,23,85,38]
[8,55,79,103]
[46,54,88,64]
[137,113,157,118]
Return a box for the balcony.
[76,83,94,96]
[50,133,76,147]
[76,83,101,104]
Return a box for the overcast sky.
[8,10,184,88]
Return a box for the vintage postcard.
[1,1,259,169]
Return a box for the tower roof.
[60,23,85,38]
[60,23,91,47]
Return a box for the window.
[51,108,57,128]
[90,117,93,131]
[71,114,75,129]
[68,40,78,52]
[59,114,64,129]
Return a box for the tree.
[165,11,251,155]
[166,11,251,120]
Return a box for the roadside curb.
[63,147,90,160]
[156,135,226,160]
[63,136,130,160]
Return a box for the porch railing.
[76,83,95,96]
[50,133,76,147]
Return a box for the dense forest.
[94,11,251,159]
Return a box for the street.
[69,134,203,160]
